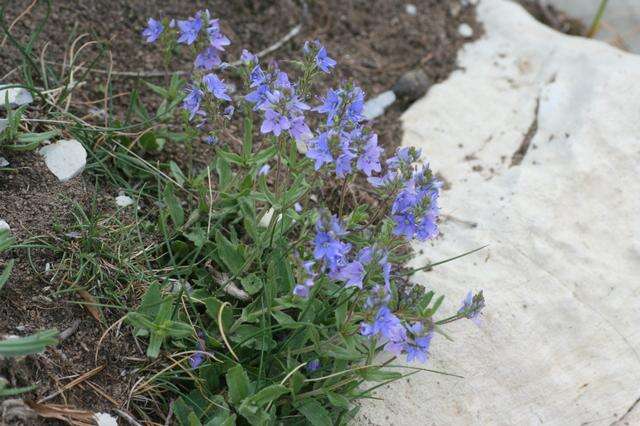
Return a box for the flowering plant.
[129,10,484,424]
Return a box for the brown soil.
[0,0,480,423]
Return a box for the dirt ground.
[0,0,480,423]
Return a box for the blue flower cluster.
[141,10,483,365]
[245,61,312,142]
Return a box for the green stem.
[587,0,609,38]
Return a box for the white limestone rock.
[115,195,134,207]
[0,85,33,108]
[39,139,86,182]
[93,412,118,426]
[405,4,417,16]
[458,22,474,38]
[362,90,396,120]
[0,220,9,231]
[0,157,9,168]
[360,0,640,424]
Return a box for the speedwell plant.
[131,10,485,425]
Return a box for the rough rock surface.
[0,85,33,108]
[360,0,640,424]
[39,139,87,182]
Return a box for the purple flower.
[361,306,406,353]
[405,323,433,363]
[182,86,204,120]
[335,145,356,178]
[293,284,310,298]
[315,45,337,73]
[258,164,271,176]
[315,89,342,124]
[458,291,485,325]
[294,202,303,213]
[393,213,416,239]
[207,27,230,51]
[223,105,235,119]
[189,352,204,369]
[241,49,257,65]
[416,212,438,240]
[142,18,163,43]
[293,277,315,299]
[306,132,334,170]
[202,74,231,101]
[357,247,374,265]
[203,135,218,145]
[245,84,271,110]
[306,359,321,372]
[260,109,290,136]
[250,66,267,87]
[177,16,202,45]
[345,87,365,123]
[357,134,383,176]
[195,47,222,70]
[331,261,365,289]
[289,116,312,143]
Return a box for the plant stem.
[587,0,609,38]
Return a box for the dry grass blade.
[38,365,105,403]
[77,289,102,322]
[25,401,95,426]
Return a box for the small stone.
[39,139,87,182]
[458,23,474,38]
[0,157,9,168]
[115,195,134,207]
[94,413,119,426]
[392,69,432,102]
[0,220,9,231]
[363,90,397,120]
[450,2,462,17]
[405,4,417,16]
[0,85,33,108]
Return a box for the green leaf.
[296,399,332,426]
[205,297,233,330]
[139,131,161,151]
[226,364,252,406]
[165,321,193,338]
[244,384,289,407]
[138,283,163,318]
[163,185,185,227]
[186,228,208,248]
[215,156,232,190]
[214,231,244,275]
[239,274,263,295]
[0,383,37,397]
[242,116,253,159]
[0,329,58,357]
[0,259,14,291]
[170,161,187,186]
[358,368,402,382]
[326,391,350,409]
[322,344,362,361]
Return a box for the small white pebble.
[0,85,33,108]
[94,412,119,426]
[39,139,87,182]
[458,23,474,38]
[405,4,417,16]
[0,157,9,168]
[363,90,397,120]
[0,220,9,231]
[115,195,134,207]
